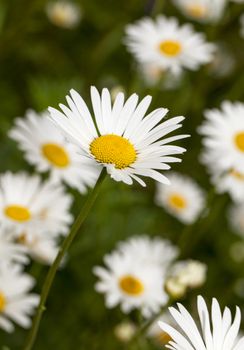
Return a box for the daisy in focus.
[159,296,244,350]
[46,1,81,29]
[165,260,207,298]
[0,172,73,237]
[125,16,215,75]
[199,101,244,174]
[0,229,28,265]
[0,263,39,333]
[228,204,244,237]
[9,110,98,193]
[93,236,178,317]
[155,172,205,224]
[172,0,227,23]
[49,87,188,186]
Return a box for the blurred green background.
[0,0,244,349]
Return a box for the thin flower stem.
[24,169,107,350]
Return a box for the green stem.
[24,169,107,350]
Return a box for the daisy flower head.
[155,172,205,224]
[49,87,188,187]
[172,0,227,23]
[199,101,244,174]
[94,249,170,318]
[0,229,28,265]
[117,235,178,268]
[0,172,73,237]
[9,109,98,193]
[46,1,81,29]
[125,16,215,76]
[228,204,244,237]
[0,263,39,333]
[159,296,244,350]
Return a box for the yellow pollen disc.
[168,193,187,210]
[89,134,137,169]
[159,40,182,57]
[234,132,244,153]
[0,292,6,312]
[186,4,207,18]
[5,205,31,222]
[230,169,244,180]
[42,143,70,167]
[119,275,144,296]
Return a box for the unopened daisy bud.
[172,0,227,23]
[165,277,186,299]
[169,260,207,289]
[155,172,205,224]
[46,1,81,29]
[110,85,126,102]
[114,321,136,342]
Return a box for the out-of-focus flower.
[9,110,98,193]
[46,1,81,29]
[125,16,215,76]
[159,296,244,350]
[240,14,244,38]
[0,172,73,237]
[0,263,39,333]
[49,87,188,187]
[114,321,136,342]
[199,101,244,174]
[110,86,126,102]
[172,0,227,23]
[117,235,178,268]
[155,172,205,224]
[207,43,235,77]
[229,241,244,263]
[229,204,244,237]
[93,236,178,318]
[165,260,207,298]
[147,312,174,346]
[0,229,28,265]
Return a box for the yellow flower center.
[157,331,172,345]
[42,143,70,167]
[168,193,187,210]
[234,132,244,152]
[159,40,182,57]
[89,134,137,169]
[0,292,6,312]
[5,205,31,222]
[186,4,207,18]
[119,275,144,296]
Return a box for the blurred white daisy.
[0,172,73,237]
[165,260,207,298]
[172,0,227,23]
[125,16,215,75]
[114,321,137,342]
[94,250,170,318]
[159,296,244,350]
[0,229,28,265]
[148,312,174,346]
[46,1,81,29]
[199,101,244,174]
[17,232,60,265]
[155,172,205,224]
[228,204,244,237]
[9,110,98,193]
[118,235,178,268]
[49,87,188,187]
[0,263,39,333]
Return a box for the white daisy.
[0,229,28,265]
[0,263,39,333]
[0,172,73,237]
[94,250,169,318]
[165,260,207,298]
[49,87,188,187]
[9,109,98,193]
[155,172,205,224]
[159,296,244,350]
[46,1,81,29]
[125,16,215,75]
[228,204,244,237]
[118,235,178,268]
[172,0,227,23]
[199,101,244,174]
